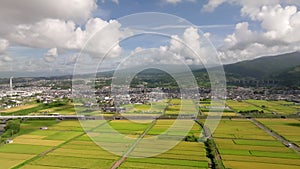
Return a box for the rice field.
[245,100,299,115]
[0,103,38,113]
[0,120,85,168]
[37,103,75,115]
[165,99,198,115]
[1,100,299,169]
[257,118,300,146]
[225,100,264,112]
[120,119,209,169]
[123,101,167,114]
[0,101,76,116]
[213,119,300,169]
[0,117,210,169]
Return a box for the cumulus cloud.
[168,27,213,65]
[7,17,129,58]
[44,48,58,63]
[129,27,215,66]
[0,39,9,53]
[202,0,227,12]
[0,0,97,27]
[1,55,13,62]
[9,19,78,49]
[0,0,132,73]
[220,5,300,62]
[202,0,280,13]
[256,5,300,42]
[101,0,120,4]
[0,0,132,74]
[0,54,13,69]
[83,19,128,58]
[65,54,79,65]
[203,1,300,61]
[0,0,128,66]
[162,0,195,5]
[111,0,119,5]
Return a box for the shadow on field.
[285,123,300,127]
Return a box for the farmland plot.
[213,119,300,169]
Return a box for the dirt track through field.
[110,119,157,169]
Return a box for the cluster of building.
[227,87,300,101]
[0,77,72,110]
[1,76,299,114]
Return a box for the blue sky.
[0,0,299,77]
[96,0,242,25]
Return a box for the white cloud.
[168,27,212,65]
[0,0,134,74]
[202,0,227,12]
[203,0,300,19]
[101,0,120,4]
[162,0,195,5]
[8,17,129,58]
[203,1,300,61]
[0,39,9,53]
[82,19,130,58]
[220,5,300,62]
[9,19,78,49]
[256,5,299,42]
[0,0,97,27]
[202,0,280,13]
[164,0,182,4]
[1,55,13,62]
[129,27,213,66]
[44,48,58,63]
[111,0,119,5]
[65,54,79,65]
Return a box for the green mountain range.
[222,52,300,86]
[0,52,299,87]
[133,52,300,87]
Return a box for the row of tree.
[0,120,21,144]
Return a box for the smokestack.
[10,77,13,91]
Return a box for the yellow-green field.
[165,99,198,115]
[1,99,300,169]
[225,99,299,115]
[213,119,300,169]
[257,118,300,146]
[0,120,84,168]
[123,101,167,115]
[120,119,208,169]
[226,100,265,112]
[37,103,75,115]
[0,103,38,113]
[0,119,209,169]
[245,100,299,115]
[0,101,76,116]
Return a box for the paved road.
[248,118,300,155]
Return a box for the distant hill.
[0,52,299,87]
[274,65,300,86]
[224,52,300,79]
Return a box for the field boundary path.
[248,118,300,155]
[195,120,225,169]
[110,100,174,169]
[110,119,157,169]
[11,120,110,169]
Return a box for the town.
[0,76,299,115]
